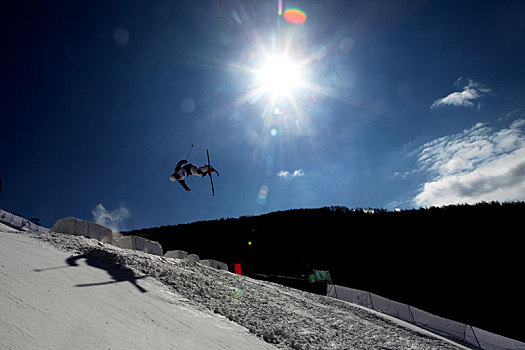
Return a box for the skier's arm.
[66,255,84,266]
[178,180,191,192]
[175,160,187,171]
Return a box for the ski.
[207,149,215,196]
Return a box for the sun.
[255,55,302,98]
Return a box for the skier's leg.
[197,165,219,176]
[178,180,191,191]
[195,165,210,177]
[186,164,212,177]
[184,164,199,176]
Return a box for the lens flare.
[312,44,327,60]
[257,185,269,205]
[339,37,355,53]
[112,27,130,46]
[180,97,196,113]
[283,9,307,24]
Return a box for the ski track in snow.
[3,229,467,350]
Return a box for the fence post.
[469,325,482,349]
[408,305,415,323]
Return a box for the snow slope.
[0,222,17,232]
[0,230,276,350]
[0,229,469,350]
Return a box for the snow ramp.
[0,229,277,350]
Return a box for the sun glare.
[256,55,301,97]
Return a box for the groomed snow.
[0,229,469,350]
[0,222,17,232]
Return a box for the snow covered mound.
[3,228,468,350]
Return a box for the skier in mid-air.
[169,159,219,192]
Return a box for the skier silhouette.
[66,254,147,293]
[169,159,219,192]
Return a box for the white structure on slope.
[0,208,48,232]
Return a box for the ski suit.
[170,160,216,191]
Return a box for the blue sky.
[1,0,524,230]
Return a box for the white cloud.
[431,79,490,109]
[92,204,130,232]
[413,119,525,206]
[277,169,304,178]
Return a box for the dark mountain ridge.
[123,201,524,342]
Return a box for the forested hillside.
[123,202,524,342]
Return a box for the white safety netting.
[327,284,525,350]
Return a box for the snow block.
[164,250,188,259]
[186,253,200,263]
[200,259,228,271]
[115,235,163,256]
[51,217,113,243]
[112,231,123,243]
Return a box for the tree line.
[122,201,524,341]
